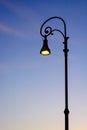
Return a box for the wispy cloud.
[0,0,22,14]
[0,23,25,37]
[0,0,40,21]
[0,0,40,38]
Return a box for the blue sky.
[0,0,87,130]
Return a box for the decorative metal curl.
[40,16,67,39]
[44,26,53,36]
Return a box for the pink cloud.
[0,0,21,14]
[0,0,40,38]
[0,0,31,19]
[0,23,25,37]
[0,0,40,22]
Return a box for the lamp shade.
[40,37,51,56]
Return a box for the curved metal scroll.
[40,16,67,39]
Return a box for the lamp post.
[40,16,69,130]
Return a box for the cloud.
[0,0,40,20]
[0,23,25,37]
[0,0,40,38]
[0,0,22,14]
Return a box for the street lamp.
[40,16,69,130]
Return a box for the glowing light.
[40,50,51,55]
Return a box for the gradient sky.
[0,0,87,130]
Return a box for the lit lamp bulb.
[40,37,51,56]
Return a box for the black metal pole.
[40,16,70,130]
[63,37,69,130]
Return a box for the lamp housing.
[40,37,51,56]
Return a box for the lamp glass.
[40,50,51,55]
